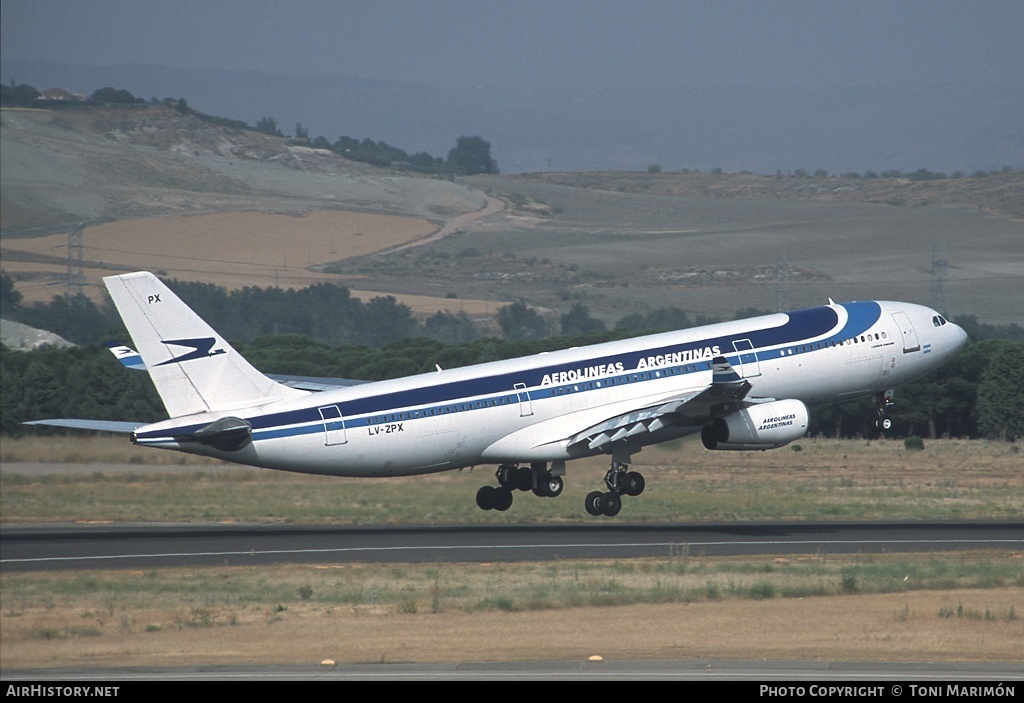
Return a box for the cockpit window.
[932,315,948,327]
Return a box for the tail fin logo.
[156,337,226,366]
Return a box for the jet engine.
[701,399,809,451]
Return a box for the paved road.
[3,659,1023,681]
[3,521,1022,571]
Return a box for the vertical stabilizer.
[104,272,306,417]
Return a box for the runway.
[3,521,1022,571]
[3,659,1023,681]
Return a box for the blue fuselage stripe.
[134,302,881,442]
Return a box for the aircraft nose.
[952,322,969,351]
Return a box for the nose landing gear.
[584,459,646,517]
[874,390,894,431]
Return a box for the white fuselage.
[133,300,967,476]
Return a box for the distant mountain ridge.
[3,60,1022,175]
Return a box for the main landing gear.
[585,460,645,517]
[475,454,646,517]
[476,462,564,512]
[874,389,895,431]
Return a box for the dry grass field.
[2,209,506,317]
[2,578,1021,668]
[2,437,1022,668]
[2,436,1022,525]
[2,210,435,295]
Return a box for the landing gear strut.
[585,458,645,517]
[476,462,564,512]
[874,390,894,431]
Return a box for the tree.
[976,342,1024,440]
[560,304,606,336]
[616,307,692,334]
[497,301,547,341]
[1,272,23,314]
[90,87,139,103]
[447,136,498,175]
[0,82,41,102]
[423,311,480,344]
[360,296,417,347]
[256,117,283,137]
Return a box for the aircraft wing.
[566,356,754,452]
[106,343,369,391]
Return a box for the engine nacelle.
[701,399,809,451]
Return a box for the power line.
[65,223,86,302]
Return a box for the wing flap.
[573,387,708,451]
[569,356,754,452]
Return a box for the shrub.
[904,436,925,451]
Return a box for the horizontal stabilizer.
[106,344,367,392]
[24,419,142,434]
[106,342,145,370]
[265,374,371,392]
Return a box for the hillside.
[2,103,1022,327]
[0,104,496,307]
[520,170,1024,221]
[0,103,483,235]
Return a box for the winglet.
[711,355,743,384]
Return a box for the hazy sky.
[4,0,1023,90]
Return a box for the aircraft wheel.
[493,486,514,511]
[497,465,516,489]
[543,475,564,498]
[585,491,605,516]
[476,485,496,511]
[516,466,534,491]
[602,492,622,517]
[624,471,645,497]
[881,417,893,430]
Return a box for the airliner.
[29,271,967,517]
